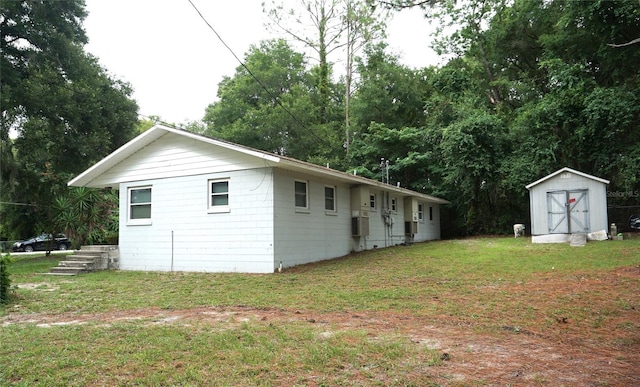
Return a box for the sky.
[84,0,442,125]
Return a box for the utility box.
[404,197,419,223]
[351,186,371,237]
[351,186,370,216]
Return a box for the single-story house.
[69,125,449,273]
[526,167,609,243]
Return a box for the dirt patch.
[3,266,639,385]
[14,283,60,291]
[3,303,639,385]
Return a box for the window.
[391,197,397,212]
[295,180,308,209]
[369,194,377,210]
[418,203,424,221]
[325,186,336,212]
[129,186,151,224]
[429,206,433,221]
[209,179,230,212]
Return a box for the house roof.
[69,125,449,204]
[525,167,610,190]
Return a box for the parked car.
[12,233,71,253]
[630,215,640,231]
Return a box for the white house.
[526,167,609,243]
[69,125,449,273]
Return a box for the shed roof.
[525,167,610,190]
[69,125,449,204]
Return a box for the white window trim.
[127,186,152,226]
[295,179,309,212]
[324,185,337,214]
[370,193,377,211]
[208,178,230,213]
[391,197,397,213]
[418,203,424,222]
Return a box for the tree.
[351,44,432,132]
[204,39,337,161]
[53,187,119,247]
[439,110,508,233]
[264,0,386,153]
[1,0,139,239]
[264,0,343,123]
[349,123,444,193]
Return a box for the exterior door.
[547,190,590,234]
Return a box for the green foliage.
[351,44,433,131]
[203,39,342,161]
[52,187,119,248]
[0,0,138,239]
[0,253,12,305]
[3,0,639,239]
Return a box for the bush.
[0,253,12,304]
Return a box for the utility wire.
[0,202,38,207]
[185,0,330,147]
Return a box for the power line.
[185,0,331,147]
[0,202,38,207]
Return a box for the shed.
[69,125,449,273]
[526,167,609,243]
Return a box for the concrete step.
[570,233,587,247]
[65,254,101,261]
[48,245,119,275]
[80,245,118,252]
[49,266,87,275]
[58,260,93,267]
[42,272,77,276]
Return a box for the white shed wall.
[529,173,608,236]
[118,167,275,273]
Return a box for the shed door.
[547,190,590,234]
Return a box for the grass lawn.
[2,237,639,386]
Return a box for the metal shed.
[526,167,609,243]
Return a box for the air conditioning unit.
[405,221,418,235]
[352,217,370,237]
[360,209,370,218]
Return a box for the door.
[547,190,590,234]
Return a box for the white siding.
[360,189,410,249]
[364,195,442,247]
[529,172,608,235]
[119,167,275,273]
[417,203,442,241]
[94,133,266,187]
[273,170,352,268]
[271,175,444,267]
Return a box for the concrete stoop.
[48,245,119,276]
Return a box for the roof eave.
[277,158,450,204]
[525,167,610,190]
[68,125,449,204]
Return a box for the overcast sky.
[84,0,441,125]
